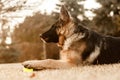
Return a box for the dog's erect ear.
[60,5,72,22]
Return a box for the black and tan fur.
[22,5,120,70]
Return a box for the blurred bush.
[12,13,59,62]
[0,46,19,63]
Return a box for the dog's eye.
[58,19,66,26]
[61,19,66,25]
[54,19,65,28]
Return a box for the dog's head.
[40,5,88,47]
[40,6,73,45]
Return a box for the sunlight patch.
[5,37,12,44]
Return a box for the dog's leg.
[22,59,76,70]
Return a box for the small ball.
[23,68,33,72]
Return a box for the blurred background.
[0,0,120,63]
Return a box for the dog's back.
[93,36,120,64]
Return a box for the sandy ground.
[0,63,120,80]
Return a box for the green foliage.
[93,0,120,35]
[0,47,19,63]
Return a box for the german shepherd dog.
[22,5,120,70]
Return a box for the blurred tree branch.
[93,0,120,35]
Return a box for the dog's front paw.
[22,61,35,69]
[22,60,46,70]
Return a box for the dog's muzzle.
[39,34,47,43]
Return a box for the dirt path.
[0,63,120,80]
